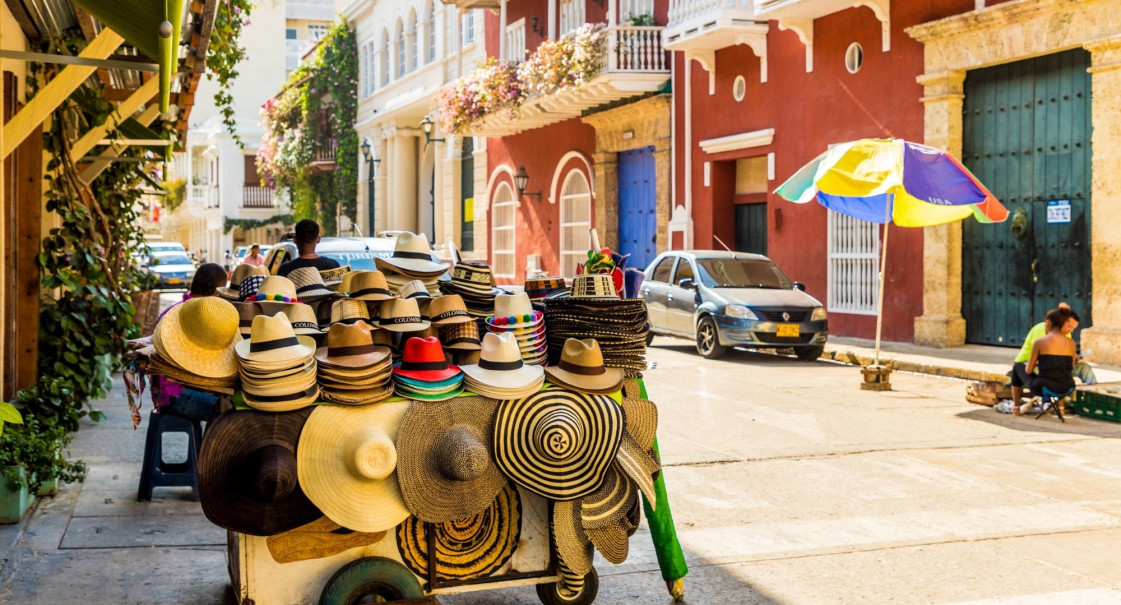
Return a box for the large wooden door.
[617,146,657,270]
[734,202,767,256]
[460,137,474,250]
[962,49,1092,346]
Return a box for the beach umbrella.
[774,138,1009,366]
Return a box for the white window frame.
[379,36,390,86]
[396,30,406,78]
[426,8,437,63]
[560,0,585,35]
[463,10,476,45]
[491,183,517,278]
[504,18,526,63]
[410,14,419,71]
[826,209,880,315]
[558,170,591,277]
[308,24,329,40]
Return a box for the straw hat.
[252,276,301,313]
[395,395,504,522]
[287,267,337,303]
[570,274,618,300]
[460,333,544,397]
[319,265,352,291]
[544,339,624,394]
[616,433,659,506]
[621,378,658,450]
[525,276,566,301]
[426,294,472,325]
[492,388,624,500]
[374,232,450,276]
[396,482,521,581]
[447,262,499,295]
[440,321,482,350]
[235,313,317,365]
[152,296,241,378]
[397,280,432,301]
[330,298,371,326]
[282,304,323,335]
[220,264,269,300]
[393,336,461,382]
[585,516,630,565]
[450,349,481,366]
[198,408,321,536]
[580,464,635,529]
[239,274,267,302]
[377,298,430,333]
[552,499,594,576]
[314,323,390,369]
[296,401,412,533]
[346,271,394,301]
[488,293,544,329]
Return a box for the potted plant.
[0,414,87,523]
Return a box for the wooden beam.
[69,75,159,162]
[2,28,124,160]
[72,6,112,89]
[79,105,159,183]
[3,0,40,40]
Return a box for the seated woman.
[1018,307,1078,415]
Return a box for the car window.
[696,258,792,289]
[672,260,695,287]
[153,254,191,265]
[267,250,290,275]
[650,257,675,284]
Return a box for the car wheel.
[795,345,825,362]
[695,316,727,359]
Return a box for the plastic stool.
[1035,387,1075,423]
[137,410,203,501]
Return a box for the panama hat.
[447,262,500,295]
[377,298,430,333]
[440,321,482,350]
[252,276,302,313]
[266,517,386,564]
[395,396,504,522]
[450,349,481,366]
[282,303,324,335]
[287,267,337,303]
[346,271,395,301]
[320,385,394,406]
[552,499,594,576]
[233,302,263,339]
[220,264,269,300]
[319,265,352,291]
[153,296,241,378]
[397,280,433,301]
[396,482,521,581]
[297,402,412,533]
[488,293,544,329]
[374,232,450,276]
[493,388,624,500]
[461,333,544,397]
[198,408,321,536]
[315,323,391,369]
[570,274,619,300]
[621,378,658,450]
[426,294,472,325]
[239,273,267,302]
[580,463,636,530]
[330,298,371,326]
[525,276,566,301]
[544,339,624,394]
[235,313,317,365]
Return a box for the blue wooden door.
[618,146,657,270]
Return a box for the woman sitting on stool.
[1016,307,1078,415]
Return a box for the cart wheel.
[319,557,424,605]
[535,568,599,605]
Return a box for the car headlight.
[186,271,196,278]
[812,307,827,321]
[724,305,758,320]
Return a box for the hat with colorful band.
[239,274,267,302]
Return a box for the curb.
[822,349,1008,384]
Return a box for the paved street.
[2,336,1121,604]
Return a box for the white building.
[343,0,488,256]
[162,0,336,262]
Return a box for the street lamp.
[420,116,445,144]
[361,138,380,235]
[514,166,541,202]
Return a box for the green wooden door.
[962,49,1092,347]
[734,202,767,256]
[461,137,474,251]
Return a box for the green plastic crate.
[1076,383,1121,422]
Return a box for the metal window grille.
[504,19,526,63]
[826,210,879,315]
[559,171,591,277]
[491,184,517,278]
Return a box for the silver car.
[641,250,828,360]
[144,251,197,290]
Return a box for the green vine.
[207,0,254,147]
[163,178,187,213]
[223,213,296,235]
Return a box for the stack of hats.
[544,338,624,395]
[235,314,319,411]
[282,304,324,339]
[486,293,547,366]
[525,276,567,302]
[219,264,269,301]
[150,297,241,393]
[544,275,649,376]
[461,333,545,399]
[374,233,449,296]
[439,262,502,319]
[391,336,463,401]
[319,265,352,292]
[251,276,303,313]
[343,271,395,303]
[314,323,394,405]
[287,267,339,305]
[330,298,372,326]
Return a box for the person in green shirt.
[1010,304,1096,411]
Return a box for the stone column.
[592,150,619,251]
[913,69,968,348]
[652,143,671,254]
[391,128,420,234]
[375,134,391,234]
[1080,36,1121,366]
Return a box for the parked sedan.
[144,251,197,290]
[641,251,828,360]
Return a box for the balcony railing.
[669,0,755,25]
[243,186,274,208]
[286,0,333,20]
[308,141,339,174]
[191,185,219,209]
[608,26,667,71]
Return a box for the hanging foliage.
[257,20,358,235]
[207,0,255,147]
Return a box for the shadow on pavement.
[957,406,1121,438]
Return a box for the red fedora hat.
[392,336,461,382]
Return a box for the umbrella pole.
[874,210,890,367]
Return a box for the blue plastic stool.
[1035,387,1075,423]
[137,410,202,501]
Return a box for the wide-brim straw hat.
[489,293,539,327]
[448,262,500,295]
[374,232,450,276]
[394,384,465,402]
[616,433,659,506]
[460,332,545,393]
[219,264,269,300]
[492,388,624,500]
[397,280,433,301]
[242,384,320,413]
[440,321,481,350]
[580,464,635,530]
[296,401,412,533]
[330,298,372,326]
[282,303,324,335]
[320,385,394,406]
[235,313,317,365]
[621,378,658,450]
[346,270,395,301]
[396,482,521,581]
[153,297,241,378]
[396,396,504,522]
[287,267,337,303]
[585,515,630,565]
[240,364,317,391]
[377,298,430,333]
[552,499,594,576]
[198,408,322,536]
[427,294,473,325]
[544,338,624,394]
[253,276,302,314]
[314,323,390,369]
[464,376,544,401]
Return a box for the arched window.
[395,19,406,78]
[409,9,419,72]
[558,170,591,277]
[426,2,437,63]
[491,183,517,278]
[379,28,390,86]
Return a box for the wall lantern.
[420,116,445,143]
[514,166,541,202]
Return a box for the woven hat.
[346,271,395,301]
[198,408,321,536]
[493,388,624,500]
[330,298,371,326]
[449,262,499,295]
[525,276,566,301]
[252,276,302,313]
[440,321,481,350]
[396,481,521,581]
[235,313,317,365]
[377,298,430,333]
[585,516,630,565]
[315,323,390,369]
[616,433,659,506]
[427,294,472,325]
[296,402,412,533]
[552,499,594,576]
[374,232,450,276]
[543,298,649,375]
[287,267,337,303]
[571,274,619,300]
[152,296,241,378]
[544,339,624,394]
[621,378,658,449]
[393,336,461,382]
[239,274,267,302]
[220,264,269,300]
[319,265,352,291]
[461,333,544,397]
[282,304,323,335]
[396,396,504,522]
[489,293,544,329]
[580,464,635,529]
[397,280,432,301]
[450,349,481,366]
